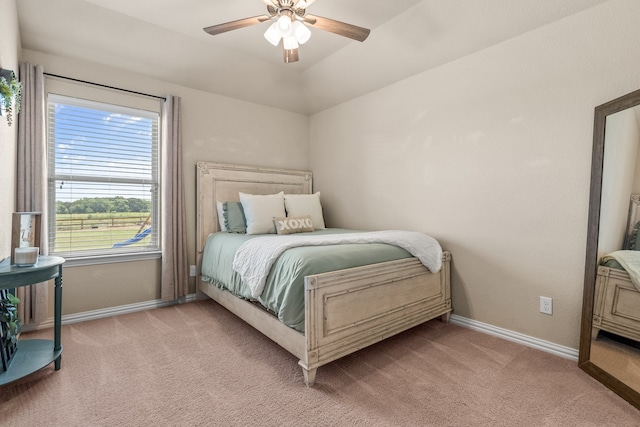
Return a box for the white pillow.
[216,201,228,232]
[284,192,325,229]
[239,192,286,235]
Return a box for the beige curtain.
[15,62,48,324]
[161,95,188,300]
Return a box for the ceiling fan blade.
[283,47,300,63]
[303,15,370,42]
[203,15,271,36]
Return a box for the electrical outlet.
[540,296,552,315]
[189,265,197,277]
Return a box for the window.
[47,94,160,259]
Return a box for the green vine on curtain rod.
[0,69,22,126]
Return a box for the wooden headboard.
[196,162,313,258]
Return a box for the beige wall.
[0,0,19,259]
[599,108,640,257]
[20,49,309,315]
[62,260,161,313]
[309,0,640,349]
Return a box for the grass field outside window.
[53,212,152,253]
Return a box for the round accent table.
[0,256,64,385]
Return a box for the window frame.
[46,93,162,265]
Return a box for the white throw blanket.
[601,250,640,291]
[232,230,443,298]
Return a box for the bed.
[196,162,452,386]
[593,253,640,343]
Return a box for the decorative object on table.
[0,289,21,372]
[10,212,41,266]
[0,68,22,126]
[13,247,39,267]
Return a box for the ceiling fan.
[203,0,371,63]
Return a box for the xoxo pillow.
[273,215,314,235]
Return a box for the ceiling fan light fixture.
[276,15,293,37]
[264,22,281,46]
[292,21,311,44]
[283,35,299,50]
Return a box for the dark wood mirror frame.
[580,88,640,410]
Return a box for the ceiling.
[80,0,424,70]
[17,0,609,114]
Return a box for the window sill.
[59,251,162,268]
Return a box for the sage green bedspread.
[200,228,412,332]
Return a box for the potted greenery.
[0,69,22,126]
[0,290,21,371]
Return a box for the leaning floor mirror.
[580,88,640,409]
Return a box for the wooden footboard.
[299,253,451,385]
[593,266,640,342]
[200,252,452,386]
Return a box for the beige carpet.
[1,300,638,426]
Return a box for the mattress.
[200,228,413,331]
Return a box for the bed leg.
[592,327,600,341]
[441,312,451,323]
[301,365,317,387]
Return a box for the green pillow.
[223,202,246,234]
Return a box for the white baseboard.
[450,314,579,361]
[21,293,198,332]
[22,299,579,362]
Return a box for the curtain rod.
[43,72,166,101]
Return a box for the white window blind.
[47,94,160,258]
